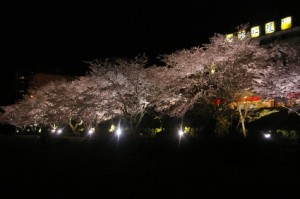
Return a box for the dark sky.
[0,0,299,104]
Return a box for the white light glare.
[179,129,184,137]
[88,128,95,135]
[263,133,271,139]
[57,129,63,134]
[116,127,122,136]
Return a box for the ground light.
[116,124,122,151]
[88,128,95,141]
[57,129,63,135]
[261,130,272,140]
[178,128,184,151]
[116,127,122,137]
[88,128,95,135]
[263,133,271,139]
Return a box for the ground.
[0,134,299,197]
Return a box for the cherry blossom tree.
[154,25,293,137]
[26,76,126,135]
[0,94,43,131]
[0,55,159,136]
[253,41,300,116]
[146,44,218,120]
[1,26,299,139]
[0,80,77,133]
[85,54,159,135]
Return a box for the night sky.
[1,0,299,104]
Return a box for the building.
[15,70,34,101]
[15,70,78,101]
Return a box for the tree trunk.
[238,106,247,138]
[240,117,247,138]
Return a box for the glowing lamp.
[116,127,122,136]
[179,129,184,137]
[57,129,63,134]
[88,128,95,135]
[263,133,271,139]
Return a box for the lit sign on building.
[281,16,292,30]
[226,16,292,41]
[226,33,234,42]
[265,21,275,34]
[251,26,260,38]
[238,30,246,40]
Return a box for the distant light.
[281,16,292,30]
[57,129,63,134]
[109,124,116,133]
[184,126,191,134]
[51,128,56,133]
[179,129,184,137]
[116,127,122,136]
[88,128,95,135]
[263,133,271,139]
[251,26,260,38]
[265,21,275,34]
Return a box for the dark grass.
[0,134,299,197]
